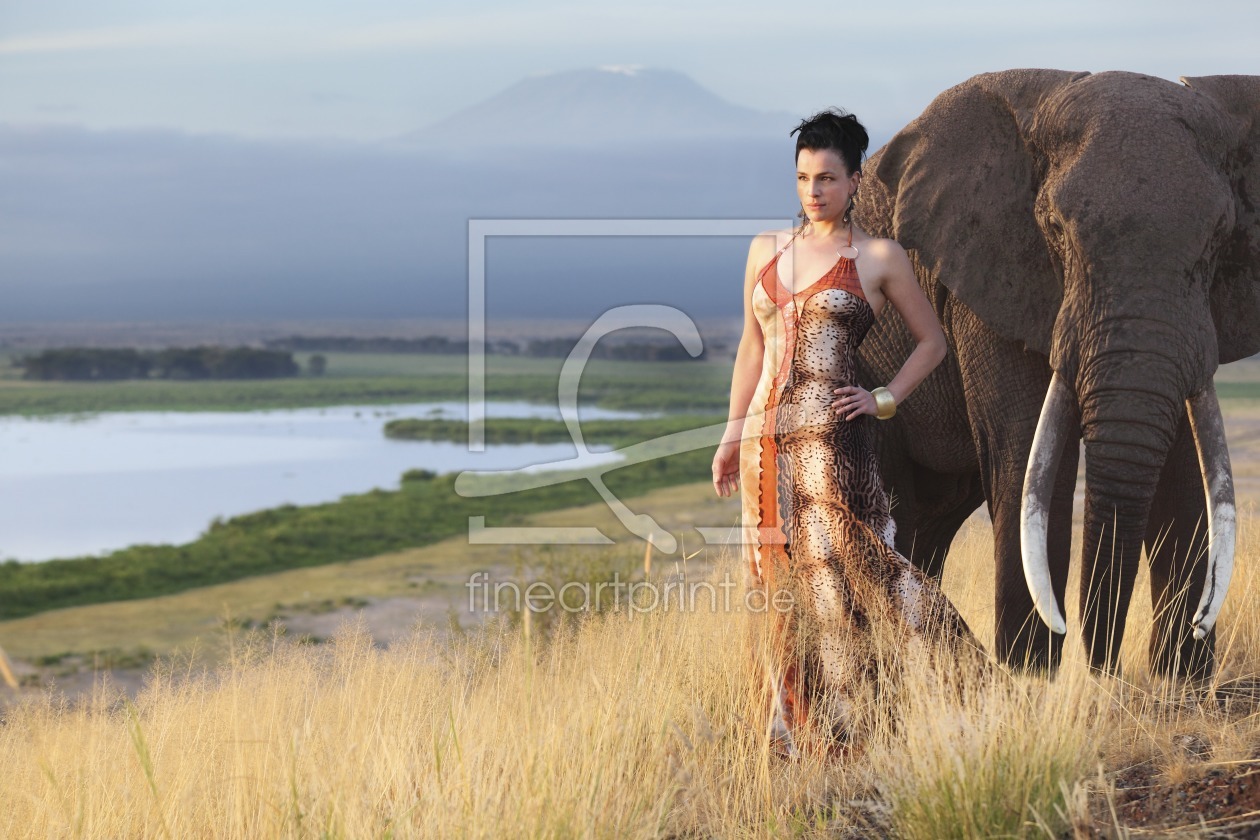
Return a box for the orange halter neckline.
[758,224,865,305]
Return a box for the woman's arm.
[713,233,773,496]
[832,239,946,421]
[722,236,771,442]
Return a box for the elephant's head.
[868,69,1260,665]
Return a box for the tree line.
[19,346,308,381]
[265,334,708,361]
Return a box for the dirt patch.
[264,594,478,646]
[0,590,498,711]
[1110,760,1260,837]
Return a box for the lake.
[0,401,640,562]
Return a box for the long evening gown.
[737,225,982,756]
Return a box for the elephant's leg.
[897,466,986,582]
[873,431,924,565]
[876,436,984,581]
[951,304,1073,672]
[1144,414,1216,680]
[987,429,1076,673]
[861,298,982,584]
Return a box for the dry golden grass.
[0,500,1257,838]
[5,386,1260,837]
[0,480,734,664]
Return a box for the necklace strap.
[777,226,804,255]
[782,221,853,256]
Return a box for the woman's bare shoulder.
[857,234,908,261]
[857,235,913,280]
[746,228,790,270]
[751,228,791,252]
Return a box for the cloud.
[0,14,561,56]
[0,2,1205,58]
[0,22,224,55]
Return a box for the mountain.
[402,66,794,148]
[0,68,832,323]
[0,124,795,322]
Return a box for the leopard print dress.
[737,227,982,756]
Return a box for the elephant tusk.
[1187,384,1236,641]
[1021,372,1072,634]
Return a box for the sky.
[1,1,1257,325]
[3,0,1258,142]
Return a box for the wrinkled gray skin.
[854,69,1260,677]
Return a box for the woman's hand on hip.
[832,385,875,421]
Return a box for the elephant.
[851,68,1260,678]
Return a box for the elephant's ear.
[1180,75,1260,364]
[875,69,1089,356]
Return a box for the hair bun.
[832,112,869,156]
[791,108,869,174]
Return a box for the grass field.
[0,351,737,414]
[2,354,1260,835]
[0,349,731,616]
[0,479,738,666]
[3,350,1258,415]
[1,482,1259,836]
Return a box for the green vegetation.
[1216,380,1260,402]
[0,416,722,619]
[384,414,723,445]
[0,348,732,619]
[267,333,719,361]
[0,351,733,415]
[0,375,466,415]
[18,346,300,381]
[0,347,1254,417]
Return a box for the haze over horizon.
[2,1,1256,326]
[1,66,806,323]
[4,1,1253,141]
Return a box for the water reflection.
[0,401,641,562]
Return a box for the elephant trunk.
[1021,344,1236,666]
[1077,397,1168,668]
[1021,373,1174,667]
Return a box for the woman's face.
[796,147,860,225]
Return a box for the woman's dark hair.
[790,108,869,175]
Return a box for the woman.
[710,109,982,758]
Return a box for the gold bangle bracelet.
[872,387,897,420]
